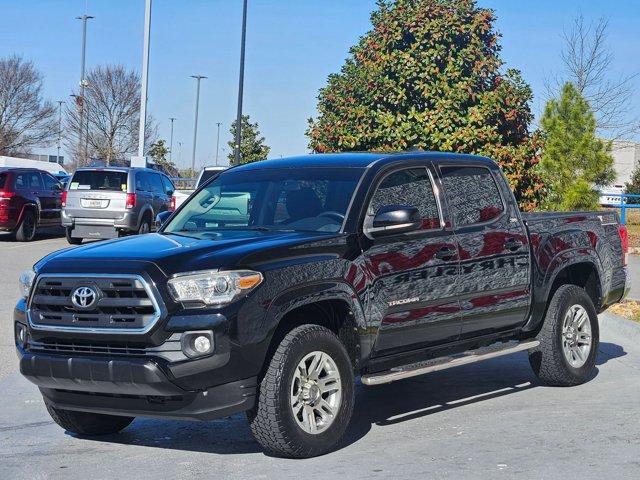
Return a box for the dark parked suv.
[0,168,63,241]
[62,167,175,244]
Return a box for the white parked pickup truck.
[171,165,227,211]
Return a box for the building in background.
[25,153,64,165]
[611,141,640,186]
[0,155,67,175]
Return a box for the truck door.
[438,164,530,338]
[360,166,461,356]
[39,172,62,225]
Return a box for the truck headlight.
[167,270,263,306]
[19,269,36,299]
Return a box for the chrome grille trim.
[27,273,163,334]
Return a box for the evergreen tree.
[227,115,270,165]
[538,82,615,211]
[624,163,640,204]
[148,139,178,176]
[306,0,544,210]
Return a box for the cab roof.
[234,152,495,171]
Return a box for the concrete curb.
[599,311,640,342]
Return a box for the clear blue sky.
[1,0,638,168]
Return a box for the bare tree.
[0,55,57,156]
[65,64,156,166]
[555,14,639,139]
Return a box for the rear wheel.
[45,403,134,436]
[15,210,36,242]
[529,284,599,386]
[65,227,82,245]
[248,324,355,458]
[137,216,151,235]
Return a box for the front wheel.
[248,324,355,458]
[529,284,599,386]
[46,403,134,436]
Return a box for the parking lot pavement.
[1,237,639,479]
[0,231,69,381]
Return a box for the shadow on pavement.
[0,227,65,242]
[80,345,627,456]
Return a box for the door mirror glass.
[155,210,172,229]
[366,205,421,237]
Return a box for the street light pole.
[137,0,152,160]
[169,117,176,162]
[215,122,221,166]
[76,14,94,166]
[178,141,183,166]
[234,0,248,165]
[190,75,206,173]
[56,101,64,164]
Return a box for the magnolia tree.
[307,0,544,210]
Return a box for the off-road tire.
[65,227,82,245]
[529,284,599,386]
[15,210,37,242]
[46,403,134,436]
[247,324,355,458]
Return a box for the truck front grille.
[28,274,162,333]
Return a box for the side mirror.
[366,205,421,238]
[155,210,172,230]
[53,183,63,191]
[166,190,174,197]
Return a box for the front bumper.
[18,348,256,421]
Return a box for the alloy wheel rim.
[561,304,592,368]
[140,222,150,234]
[290,351,341,435]
[24,215,35,238]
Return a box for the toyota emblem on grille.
[71,286,98,309]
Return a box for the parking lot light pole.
[190,75,207,174]
[234,0,248,165]
[137,0,152,164]
[169,117,176,162]
[215,122,221,166]
[56,100,64,164]
[76,14,94,166]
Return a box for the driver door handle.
[434,246,457,260]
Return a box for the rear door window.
[0,173,6,189]
[440,166,504,227]
[70,170,128,191]
[14,172,43,190]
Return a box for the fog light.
[194,335,211,353]
[15,323,27,347]
[181,330,214,358]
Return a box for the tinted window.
[135,172,149,191]
[148,173,164,193]
[197,169,225,188]
[15,172,43,190]
[440,166,504,226]
[70,170,127,191]
[42,173,60,191]
[0,173,6,190]
[165,167,363,236]
[161,175,175,194]
[369,168,440,230]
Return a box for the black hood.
[39,231,345,277]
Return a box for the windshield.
[70,170,127,191]
[164,167,364,237]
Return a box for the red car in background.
[0,168,63,241]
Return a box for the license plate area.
[81,198,109,209]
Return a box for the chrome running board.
[361,340,540,386]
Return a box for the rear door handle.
[504,238,523,251]
[434,246,457,260]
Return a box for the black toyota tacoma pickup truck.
[15,152,629,458]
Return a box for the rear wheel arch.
[547,261,602,311]
[18,203,39,224]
